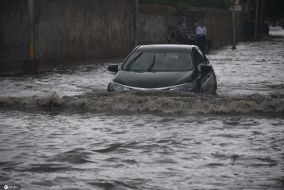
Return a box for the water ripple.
[47,148,93,164]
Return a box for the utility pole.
[135,0,139,46]
[232,0,236,49]
[260,0,265,39]
[254,0,259,40]
[23,0,38,73]
[28,0,35,59]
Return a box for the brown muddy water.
[0,27,283,190]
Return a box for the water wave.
[0,91,283,115]
[47,148,93,164]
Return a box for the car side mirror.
[107,64,119,73]
[198,64,212,73]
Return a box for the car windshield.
[122,50,193,72]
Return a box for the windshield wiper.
[147,54,156,72]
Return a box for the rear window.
[122,50,193,72]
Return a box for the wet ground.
[0,27,283,190]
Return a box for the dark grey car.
[107,44,217,95]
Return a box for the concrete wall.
[138,5,247,49]
[0,0,28,73]
[190,9,234,49]
[35,0,134,66]
[0,1,249,74]
[0,0,135,73]
[138,15,168,44]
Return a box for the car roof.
[136,44,196,52]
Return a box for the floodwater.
[0,27,283,190]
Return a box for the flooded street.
[0,27,284,190]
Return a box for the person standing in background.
[177,20,188,44]
[195,21,207,52]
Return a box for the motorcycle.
[166,30,211,54]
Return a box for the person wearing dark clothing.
[177,20,188,44]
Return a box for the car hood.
[113,70,195,88]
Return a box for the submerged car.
[107,44,217,95]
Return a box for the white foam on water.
[1,92,283,115]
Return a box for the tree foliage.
[140,0,231,10]
[263,0,284,20]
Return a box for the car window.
[122,51,193,72]
[124,52,154,71]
